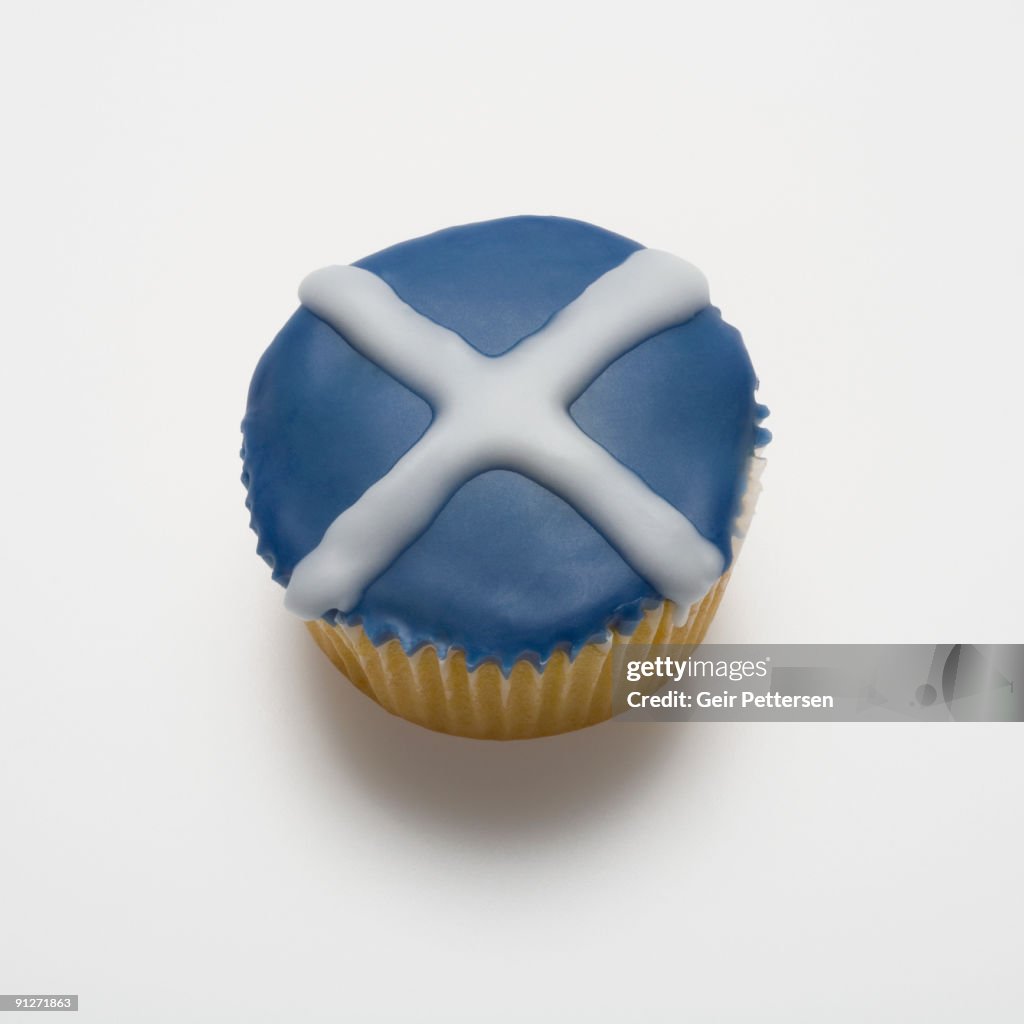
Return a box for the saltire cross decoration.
[285,249,725,623]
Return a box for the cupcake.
[241,216,769,739]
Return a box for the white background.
[2,1,1022,1021]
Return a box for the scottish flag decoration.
[242,216,768,671]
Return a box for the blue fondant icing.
[242,216,767,670]
[346,470,658,666]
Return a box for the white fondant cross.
[285,249,725,624]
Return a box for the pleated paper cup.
[306,457,764,740]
